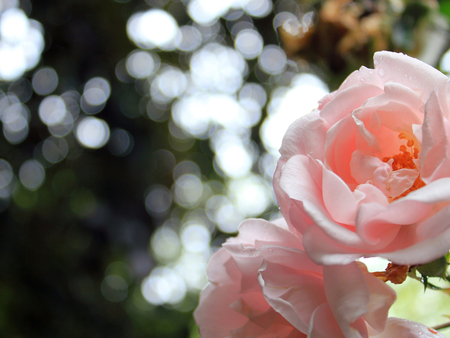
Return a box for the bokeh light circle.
[75,116,110,149]
[32,67,58,95]
[258,45,287,75]
[126,50,158,79]
[176,25,202,52]
[145,185,172,215]
[234,28,263,59]
[0,7,45,81]
[127,9,179,50]
[141,267,186,305]
[38,95,66,126]
[0,159,13,189]
[19,159,45,191]
[108,128,134,157]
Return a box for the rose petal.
[380,223,450,265]
[194,250,249,338]
[322,164,359,225]
[350,152,386,184]
[228,311,306,338]
[308,304,347,338]
[356,82,424,127]
[339,66,385,91]
[320,84,384,127]
[370,318,448,338]
[279,110,328,161]
[353,113,382,154]
[417,203,450,238]
[230,218,303,250]
[303,225,366,265]
[355,203,402,246]
[323,263,371,338]
[223,242,264,293]
[259,259,327,333]
[324,116,358,186]
[358,263,397,334]
[260,246,323,279]
[420,90,450,183]
[206,246,242,284]
[373,52,449,114]
[387,168,419,198]
[280,156,365,246]
[355,184,389,207]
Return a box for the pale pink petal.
[286,199,314,234]
[303,225,365,265]
[355,184,389,207]
[374,102,422,132]
[355,82,424,127]
[420,91,450,183]
[372,52,449,114]
[398,176,450,203]
[308,304,346,338]
[417,203,450,238]
[353,113,382,154]
[339,66,385,91]
[230,296,269,319]
[355,184,447,245]
[230,218,303,250]
[324,116,358,185]
[273,157,295,230]
[223,242,264,293]
[370,318,447,338]
[380,223,450,265]
[275,155,322,234]
[322,164,359,225]
[357,263,397,334]
[260,246,323,278]
[371,163,391,198]
[350,151,385,184]
[387,168,419,198]
[323,263,371,338]
[271,217,290,230]
[318,90,338,109]
[278,155,325,220]
[224,219,304,294]
[260,260,327,333]
[279,110,328,161]
[320,84,384,127]
[280,156,365,247]
[229,311,307,338]
[195,283,249,338]
[206,246,242,284]
[194,250,249,338]
[289,197,365,247]
[357,208,401,246]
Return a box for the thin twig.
[433,321,450,331]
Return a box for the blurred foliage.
[0,0,449,337]
[0,0,191,337]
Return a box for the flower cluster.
[195,52,450,337]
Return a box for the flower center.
[382,133,426,201]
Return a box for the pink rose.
[194,218,396,338]
[274,51,450,266]
[194,218,306,338]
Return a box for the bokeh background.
[1,0,450,336]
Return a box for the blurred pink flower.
[274,51,450,266]
[194,218,396,338]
